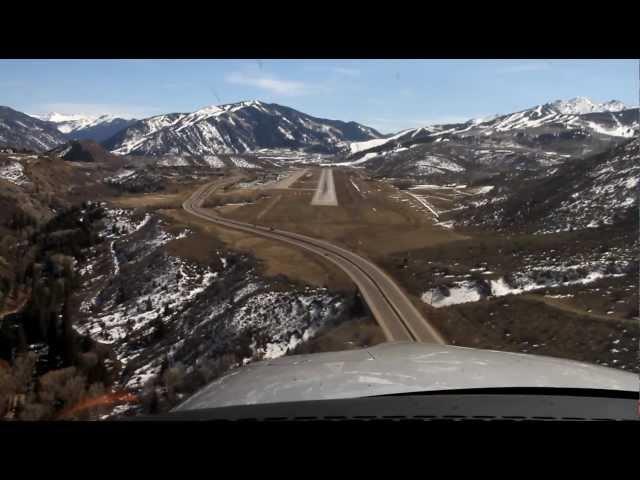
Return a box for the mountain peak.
[600,99,627,112]
[548,97,627,115]
[33,112,97,123]
[221,100,267,111]
[104,101,380,156]
[188,100,267,118]
[192,104,224,116]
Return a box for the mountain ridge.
[102,100,382,156]
[342,97,639,178]
[0,106,68,151]
[31,112,137,143]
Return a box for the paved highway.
[183,177,445,344]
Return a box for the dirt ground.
[160,209,356,292]
[216,168,467,337]
[380,225,638,321]
[289,169,320,189]
[101,172,355,293]
[100,171,387,349]
[222,168,466,261]
[375,213,638,370]
[105,171,393,348]
[108,181,203,210]
[100,168,637,372]
[427,295,638,372]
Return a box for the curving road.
[183,179,445,344]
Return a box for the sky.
[0,59,637,134]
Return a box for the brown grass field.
[160,208,355,292]
[222,168,466,261]
[100,168,637,370]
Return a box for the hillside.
[49,140,124,164]
[102,100,381,156]
[33,113,137,143]
[0,107,67,152]
[341,98,638,181]
[449,137,639,234]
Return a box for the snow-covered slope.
[349,97,636,157]
[0,156,30,185]
[102,100,381,156]
[348,135,400,154]
[341,98,638,179]
[549,97,627,115]
[472,101,636,138]
[32,112,95,133]
[0,106,68,151]
[33,112,136,142]
[537,137,639,233]
[71,208,353,415]
[461,97,633,136]
[452,137,639,234]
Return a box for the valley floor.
[2,158,637,420]
[215,168,638,372]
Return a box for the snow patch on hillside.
[202,155,225,168]
[229,157,257,169]
[474,185,495,195]
[422,281,481,307]
[231,291,343,360]
[415,156,465,174]
[550,97,627,115]
[422,257,633,308]
[334,152,379,166]
[158,156,190,167]
[0,159,28,185]
[585,120,636,138]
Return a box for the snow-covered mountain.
[102,100,382,156]
[32,112,94,132]
[467,101,636,137]
[353,98,636,153]
[342,97,639,178]
[0,106,68,151]
[549,97,627,115]
[33,112,137,143]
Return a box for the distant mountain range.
[101,100,382,156]
[32,112,137,143]
[548,97,627,115]
[0,108,136,151]
[343,97,639,179]
[1,98,636,165]
[0,106,68,151]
